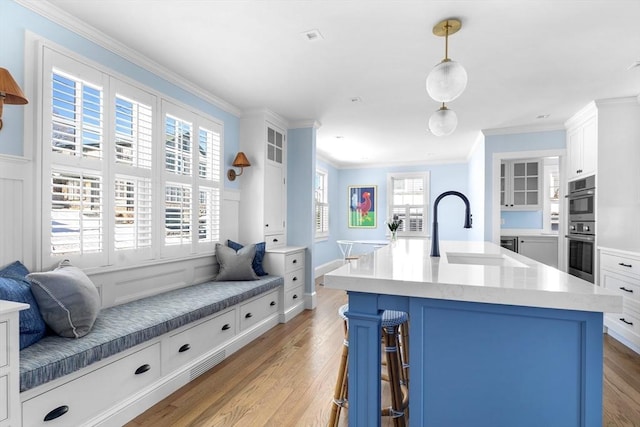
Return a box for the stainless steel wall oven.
[566,175,595,283]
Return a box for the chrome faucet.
[430,191,472,257]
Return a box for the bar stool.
[329,304,409,427]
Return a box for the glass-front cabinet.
[501,159,542,210]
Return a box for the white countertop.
[324,239,622,313]
[0,300,29,315]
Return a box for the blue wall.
[314,157,341,268]
[467,136,486,241]
[1,1,240,187]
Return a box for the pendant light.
[426,18,467,103]
[428,103,458,137]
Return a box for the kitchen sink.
[445,252,529,268]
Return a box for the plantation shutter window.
[315,169,329,238]
[51,171,103,255]
[114,176,152,250]
[165,183,192,246]
[165,115,192,176]
[388,172,429,237]
[114,95,152,168]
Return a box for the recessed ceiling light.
[350,97,362,103]
[302,29,324,42]
[536,114,550,119]
[335,135,344,139]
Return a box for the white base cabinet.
[0,301,28,427]
[600,247,640,354]
[263,246,306,323]
[518,236,558,268]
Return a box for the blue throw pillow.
[227,240,267,276]
[0,261,47,349]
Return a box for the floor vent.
[190,350,226,381]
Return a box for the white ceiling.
[45,0,640,167]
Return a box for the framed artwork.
[348,185,377,228]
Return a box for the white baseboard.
[305,291,317,310]
[314,259,343,279]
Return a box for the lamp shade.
[232,151,250,168]
[426,59,467,103]
[0,68,28,105]
[429,105,458,136]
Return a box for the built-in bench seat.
[18,275,284,426]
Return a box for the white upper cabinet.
[501,159,542,210]
[566,111,597,181]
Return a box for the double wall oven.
[567,175,595,282]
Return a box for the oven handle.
[565,234,595,242]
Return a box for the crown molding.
[482,122,565,136]
[290,120,322,130]
[15,0,242,117]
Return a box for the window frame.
[315,168,329,240]
[386,171,430,238]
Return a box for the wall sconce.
[0,67,29,131]
[227,152,251,181]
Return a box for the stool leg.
[329,321,349,427]
[400,320,410,387]
[383,325,407,427]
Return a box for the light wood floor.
[127,280,640,427]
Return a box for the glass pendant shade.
[426,59,468,103]
[429,105,457,136]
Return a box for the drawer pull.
[273,238,278,243]
[620,318,634,326]
[292,276,298,281]
[270,301,276,306]
[221,323,231,331]
[620,286,634,293]
[245,312,253,319]
[178,343,191,353]
[292,259,297,264]
[135,364,151,375]
[293,294,298,299]
[618,262,633,268]
[44,405,69,421]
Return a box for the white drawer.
[601,270,640,305]
[240,290,279,331]
[0,321,7,368]
[22,342,161,427]
[601,252,640,278]
[0,375,7,422]
[284,269,304,290]
[284,251,304,273]
[163,309,236,374]
[284,285,304,309]
[265,234,285,249]
[606,307,640,338]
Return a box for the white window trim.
[386,171,430,238]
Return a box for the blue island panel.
[346,292,604,427]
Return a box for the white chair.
[337,240,359,263]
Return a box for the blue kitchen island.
[324,239,622,427]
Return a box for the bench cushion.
[19,275,283,392]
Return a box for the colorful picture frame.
[348,185,377,228]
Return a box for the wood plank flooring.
[127,281,640,427]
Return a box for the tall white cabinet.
[565,107,597,182]
[238,110,288,249]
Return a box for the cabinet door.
[500,163,507,207]
[511,161,540,208]
[264,162,285,234]
[581,117,597,177]
[567,127,583,180]
[518,236,558,268]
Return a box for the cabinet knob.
[44,405,69,421]
[265,224,269,227]
[292,259,297,264]
[292,276,298,281]
[245,312,253,319]
[178,343,191,353]
[273,238,279,243]
[270,301,276,306]
[293,294,298,299]
[221,323,231,331]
